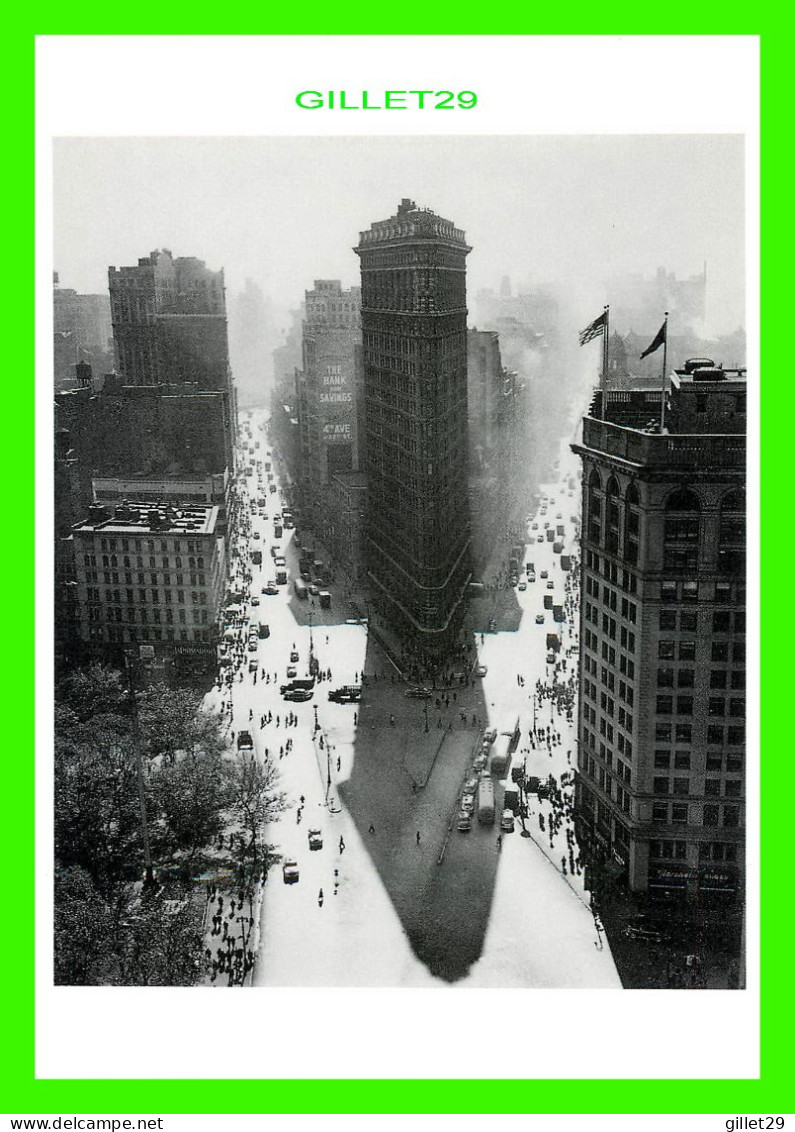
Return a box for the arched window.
[588,468,603,544]
[664,487,701,571]
[719,489,745,574]
[606,477,621,553]
[625,482,640,564]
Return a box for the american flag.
[578,310,607,346]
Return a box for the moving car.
[263,581,278,595]
[328,686,362,704]
[540,570,549,579]
[283,688,313,703]
[282,860,299,884]
[483,729,497,745]
[405,686,432,699]
[290,649,300,662]
[237,730,254,752]
[286,666,297,678]
[546,651,556,664]
[474,663,488,677]
[518,581,527,592]
[248,658,258,672]
[546,580,554,590]
[537,535,544,543]
[250,596,260,606]
[308,829,323,851]
[258,623,270,638]
[536,613,545,624]
[500,809,515,833]
[248,639,258,652]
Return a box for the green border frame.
[10,18,783,1117]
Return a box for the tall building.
[572,359,746,906]
[295,280,362,537]
[108,249,228,387]
[53,273,113,392]
[467,329,525,575]
[355,199,472,645]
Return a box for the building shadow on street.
[338,634,501,983]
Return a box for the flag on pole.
[640,321,667,359]
[578,311,607,346]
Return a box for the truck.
[276,568,287,585]
[546,632,561,652]
[553,540,564,554]
[553,605,565,623]
[560,555,572,571]
[294,577,308,599]
[273,524,283,539]
[252,550,262,565]
[544,594,553,610]
[546,529,555,542]
[503,786,520,814]
[477,778,495,825]
[319,590,331,609]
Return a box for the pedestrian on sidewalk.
[368,822,375,834]
[416,830,421,845]
[497,834,502,851]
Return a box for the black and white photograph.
[50,131,748,999]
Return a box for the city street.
[205,406,621,988]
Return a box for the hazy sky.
[53,135,745,334]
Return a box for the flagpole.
[601,305,609,420]
[660,311,669,433]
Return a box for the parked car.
[457,810,472,832]
[518,581,527,591]
[405,686,432,699]
[624,919,665,943]
[308,829,323,851]
[460,794,475,815]
[483,728,497,745]
[282,860,299,884]
[462,777,478,797]
[500,809,515,833]
[474,664,488,677]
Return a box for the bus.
[294,577,308,600]
[477,778,495,825]
[490,733,513,778]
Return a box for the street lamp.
[124,644,155,888]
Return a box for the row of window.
[91,554,205,570]
[88,606,208,625]
[97,536,206,554]
[655,722,744,746]
[89,625,210,643]
[654,749,744,772]
[656,695,745,717]
[84,587,209,606]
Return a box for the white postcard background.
[36,34,760,1081]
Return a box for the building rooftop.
[356,200,469,250]
[73,501,219,535]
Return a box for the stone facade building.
[355,199,472,646]
[572,360,747,905]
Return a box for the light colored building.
[71,501,227,663]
